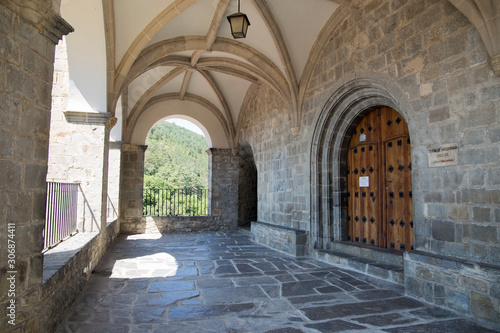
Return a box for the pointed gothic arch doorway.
[347,107,413,251]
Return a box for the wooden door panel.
[384,136,413,251]
[347,107,413,252]
[348,109,382,246]
[348,144,380,246]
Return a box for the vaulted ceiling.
[60,0,356,147]
[59,0,497,148]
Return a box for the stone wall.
[240,0,499,327]
[405,251,499,327]
[0,2,74,332]
[119,144,147,233]
[208,148,239,230]
[239,87,310,231]
[40,221,118,332]
[140,216,231,234]
[251,221,308,256]
[304,0,500,264]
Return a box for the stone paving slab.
[55,232,498,333]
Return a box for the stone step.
[313,248,404,285]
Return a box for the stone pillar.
[0,2,72,332]
[119,144,147,233]
[107,141,123,221]
[207,148,239,230]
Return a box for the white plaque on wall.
[428,144,459,167]
[359,176,369,187]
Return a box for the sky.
[166,118,205,136]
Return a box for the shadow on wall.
[238,142,257,228]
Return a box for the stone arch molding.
[129,96,231,149]
[310,74,415,250]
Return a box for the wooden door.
[347,107,413,251]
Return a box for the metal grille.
[143,188,209,217]
[43,182,79,250]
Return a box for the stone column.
[107,141,123,221]
[119,144,147,233]
[0,2,72,332]
[207,148,239,230]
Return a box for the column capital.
[122,143,148,152]
[0,1,74,44]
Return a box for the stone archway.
[310,75,415,251]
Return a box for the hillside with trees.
[144,121,209,189]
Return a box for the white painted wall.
[61,0,107,113]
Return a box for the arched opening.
[310,76,416,252]
[238,142,258,228]
[143,118,209,217]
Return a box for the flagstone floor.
[55,231,497,333]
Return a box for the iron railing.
[107,194,118,221]
[78,184,99,233]
[44,182,79,250]
[143,188,209,217]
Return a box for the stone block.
[0,93,22,128]
[426,204,446,219]
[428,106,450,123]
[22,103,50,135]
[461,105,496,130]
[448,290,470,313]
[5,191,33,224]
[15,133,34,161]
[489,128,500,143]
[0,159,22,189]
[0,33,20,63]
[464,224,497,242]
[458,276,488,293]
[23,45,52,79]
[448,205,468,221]
[469,168,485,187]
[431,220,455,242]
[481,84,500,102]
[470,243,488,261]
[488,167,500,186]
[459,147,499,166]
[472,207,490,222]
[0,129,14,157]
[463,130,485,146]
[405,276,424,297]
[471,292,498,322]
[442,57,467,75]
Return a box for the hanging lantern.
[227,0,250,39]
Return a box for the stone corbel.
[0,1,74,44]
